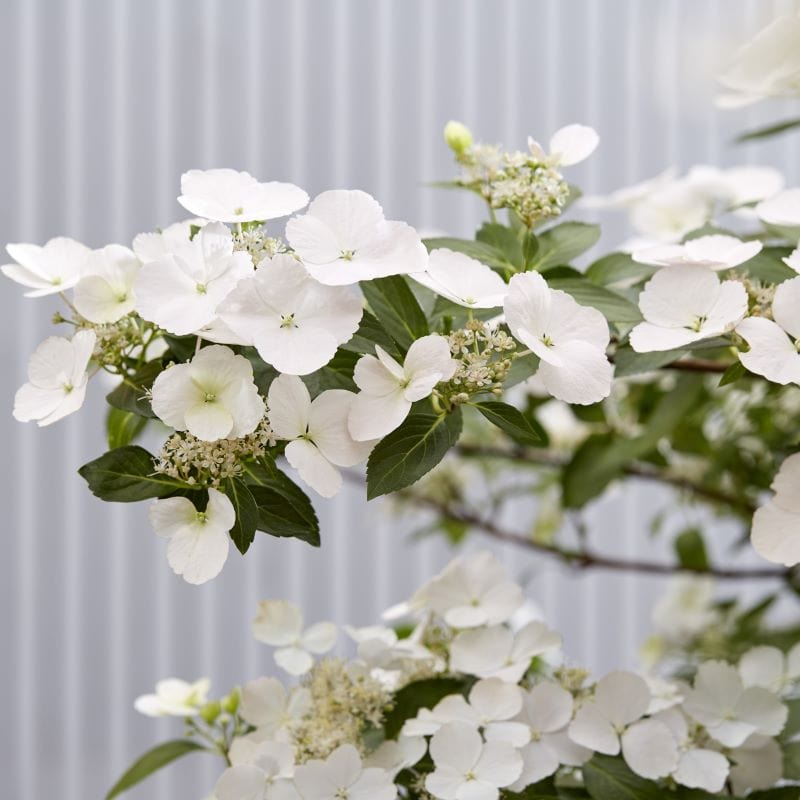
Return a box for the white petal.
[629,321,703,352]
[474,740,522,787]
[620,719,678,779]
[239,677,288,729]
[215,765,266,800]
[150,363,200,430]
[594,671,650,727]
[568,705,620,755]
[268,374,311,440]
[184,401,235,441]
[73,275,135,323]
[347,390,410,441]
[415,248,508,308]
[449,626,512,678]
[756,188,800,228]
[548,124,599,166]
[683,234,762,269]
[773,275,800,340]
[166,517,230,585]
[752,500,800,566]
[429,722,483,772]
[301,622,338,654]
[284,438,342,498]
[739,646,786,690]
[403,334,458,399]
[519,682,574,733]
[353,353,401,396]
[535,340,613,405]
[252,600,304,646]
[735,686,787,736]
[510,740,560,790]
[274,646,314,676]
[149,496,199,539]
[674,749,729,792]
[638,265,723,328]
[309,390,374,467]
[469,678,522,722]
[737,316,800,385]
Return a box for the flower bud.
[199,700,221,724]
[221,687,240,714]
[444,120,473,155]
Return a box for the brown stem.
[455,444,756,515]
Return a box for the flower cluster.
[124,552,799,799]
[446,321,517,396]
[446,122,598,227]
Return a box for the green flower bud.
[199,700,221,724]
[444,120,473,155]
[221,687,240,714]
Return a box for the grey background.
[1,0,798,797]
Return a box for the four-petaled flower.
[412,248,509,308]
[1,236,91,296]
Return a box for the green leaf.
[585,252,657,288]
[476,222,522,267]
[162,333,198,362]
[521,230,539,269]
[719,360,747,387]
[613,338,730,377]
[582,755,664,800]
[340,309,397,356]
[503,354,541,389]
[360,276,429,352]
[674,528,710,571]
[240,346,280,395]
[738,247,796,284]
[224,477,259,555]
[244,461,321,547]
[383,677,465,739]
[783,740,800,780]
[105,739,208,800]
[472,401,545,446]
[106,361,162,418]
[79,446,189,503]
[366,410,463,499]
[302,349,359,395]
[423,236,512,270]
[106,407,148,449]
[546,271,642,324]
[735,116,800,143]
[748,790,800,800]
[529,222,601,270]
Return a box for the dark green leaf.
[522,231,539,269]
[106,361,162,418]
[530,222,601,270]
[719,361,747,387]
[423,236,511,270]
[472,401,545,446]
[383,677,465,739]
[224,477,259,555]
[547,273,641,324]
[105,739,208,800]
[735,116,800,143]
[106,407,148,449]
[613,338,730,377]
[162,333,198,362]
[366,410,463,499]
[302,349,359,395]
[783,741,800,780]
[674,528,710,571]
[503,354,541,389]
[360,276,429,352]
[747,789,800,800]
[79,446,188,503]
[582,755,664,800]
[340,309,397,356]
[240,347,280,395]
[244,461,320,547]
[476,222,522,267]
[586,252,656,288]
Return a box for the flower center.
[280,313,297,329]
[233,206,244,216]
[63,382,74,394]
[196,282,208,295]
[540,334,554,347]
[204,392,217,403]
[465,771,477,782]
[51,276,62,286]
[116,292,129,303]
[195,511,208,524]
[690,315,707,333]
[340,249,356,261]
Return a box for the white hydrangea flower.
[527,123,599,167]
[73,244,141,323]
[409,551,523,629]
[150,344,265,441]
[267,374,374,498]
[630,181,714,243]
[729,734,784,795]
[134,677,211,717]
[239,677,312,741]
[292,744,396,800]
[651,575,720,641]
[716,15,800,108]
[682,660,787,747]
[425,721,522,800]
[217,254,363,376]
[1,236,91,296]
[567,671,651,758]
[737,276,800,386]
[403,678,528,746]
[756,188,800,231]
[13,330,96,427]
[411,248,509,308]
[132,219,204,262]
[509,682,591,789]
[632,235,762,272]
[629,266,747,352]
[252,599,337,676]
[134,221,253,336]
[345,624,440,678]
[363,735,427,778]
[215,741,295,800]
[503,271,613,405]
[449,621,562,683]
[348,335,457,441]
[652,707,728,791]
[149,488,234,585]
[178,168,309,223]
[716,165,785,208]
[285,189,428,286]
[739,643,800,694]
[751,452,800,566]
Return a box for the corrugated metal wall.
[1,1,798,797]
